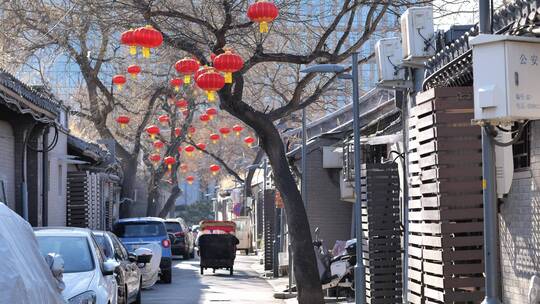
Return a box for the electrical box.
[495,129,513,198]
[472,34,540,122]
[323,146,343,168]
[400,6,435,66]
[375,37,405,83]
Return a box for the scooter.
[313,228,356,294]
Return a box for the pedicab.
[198,220,239,276]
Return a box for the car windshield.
[94,234,114,259]
[165,222,182,233]
[113,222,166,238]
[36,236,94,273]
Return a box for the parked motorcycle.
[313,228,356,297]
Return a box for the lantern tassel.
[150,134,155,140]
[207,91,215,102]
[260,21,269,33]
[116,84,123,91]
[212,172,217,176]
[224,72,233,84]
[130,74,137,79]
[142,47,150,58]
[184,75,191,84]
[175,86,180,92]
[129,46,137,56]
[168,164,172,171]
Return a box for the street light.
[301,53,365,304]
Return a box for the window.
[513,123,531,171]
[113,221,166,237]
[36,236,95,273]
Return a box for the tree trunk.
[119,156,139,218]
[146,187,159,217]
[158,185,182,218]
[261,124,324,304]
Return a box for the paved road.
[142,254,284,304]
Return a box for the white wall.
[47,129,67,226]
[0,120,15,210]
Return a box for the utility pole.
[479,1,501,303]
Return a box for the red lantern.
[164,156,175,172]
[199,114,210,124]
[232,125,244,136]
[158,114,170,126]
[153,140,164,151]
[175,127,182,137]
[120,29,137,56]
[180,163,188,173]
[188,126,196,137]
[186,175,195,185]
[175,57,200,84]
[170,78,183,92]
[112,75,127,91]
[127,65,141,79]
[149,153,161,164]
[194,66,213,81]
[133,25,163,58]
[176,99,188,109]
[219,127,231,137]
[247,1,279,33]
[213,50,244,83]
[146,125,160,139]
[244,136,256,147]
[206,108,218,119]
[184,145,195,156]
[210,133,220,144]
[196,143,206,153]
[210,164,221,175]
[195,68,225,102]
[116,116,130,129]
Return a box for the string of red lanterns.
[120,26,163,58]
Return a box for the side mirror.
[136,254,152,264]
[102,259,120,276]
[168,232,176,243]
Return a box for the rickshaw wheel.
[200,267,204,275]
[230,267,233,276]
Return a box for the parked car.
[0,203,65,304]
[165,218,195,259]
[113,217,173,284]
[35,227,118,304]
[233,216,253,255]
[94,231,143,304]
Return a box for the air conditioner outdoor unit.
[323,146,343,168]
[339,170,355,203]
[376,37,405,83]
[472,34,540,122]
[400,6,435,67]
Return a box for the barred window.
[513,123,531,171]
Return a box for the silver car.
[35,227,118,304]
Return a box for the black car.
[94,231,143,304]
[165,218,195,259]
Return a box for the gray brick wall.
[500,120,540,303]
[47,130,67,226]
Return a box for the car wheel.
[161,267,172,284]
[230,267,234,276]
[133,280,142,304]
[190,248,195,259]
[117,282,127,304]
[200,267,204,275]
[183,252,190,260]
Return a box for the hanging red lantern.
[133,25,163,58]
[244,136,256,147]
[195,68,225,102]
[176,99,188,109]
[194,66,213,82]
[120,29,137,56]
[158,114,170,126]
[116,116,130,129]
[188,126,196,137]
[175,57,200,84]
[170,78,183,92]
[164,156,176,172]
[206,108,218,119]
[186,175,195,185]
[180,163,188,173]
[127,65,141,79]
[232,125,244,136]
[199,114,210,124]
[210,133,220,144]
[213,50,244,84]
[196,143,206,153]
[175,127,182,137]
[219,127,231,137]
[247,1,279,33]
[210,164,221,175]
[146,125,160,139]
[153,140,164,151]
[184,145,195,156]
[112,75,127,91]
[149,153,161,164]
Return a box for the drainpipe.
[42,126,49,226]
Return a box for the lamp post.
[301,52,365,304]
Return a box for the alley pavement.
[142,254,284,304]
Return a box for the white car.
[35,227,118,304]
